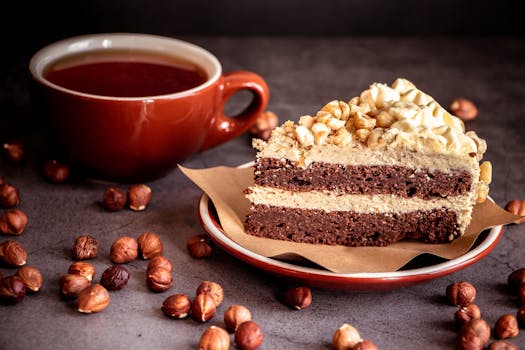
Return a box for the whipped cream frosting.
[256,78,487,161]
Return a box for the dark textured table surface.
[1,36,524,349]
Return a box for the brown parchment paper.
[180,165,522,273]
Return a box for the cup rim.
[29,33,222,101]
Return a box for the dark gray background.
[1,0,523,61]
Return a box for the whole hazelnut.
[0,239,27,266]
[0,275,26,304]
[72,235,99,260]
[68,261,96,282]
[199,326,230,350]
[0,208,28,235]
[77,283,110,313]
[15,266,43,293]
[0,183,20,208]
[43,159,71,183]
[100,265,130,291]
[487,340,519,350]
[507,268,525,293]
[249,110,279,141]
[186,234,214,259]
[446,281,476,307]
[224,304,252,332]
[494,314,519,339]
[102,187,126,212]
[128,184,152,211]
[147,255,173,273]
[505,200,525,224]
[59,274,91,298]
[196,281,224,307]
[353,339,378,350]
[332,323,362,350]
[110,236,138,264]
[455,304,481,330]
[2,141,24,163]
[161,294,191,319]
[146,267,172,292]
[283,286,312,310]
[191,292,217,322]
[137,232,163,259]
[457,318,491,350]
[235,321,263,350]
[449,98,478,121]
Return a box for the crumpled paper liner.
[180,164,522,273]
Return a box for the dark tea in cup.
[44,50,208,97]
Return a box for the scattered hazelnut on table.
[186,234,214,259]
[457,318,491,350]
[494,314,519,339]
[2,141,25,163]
[353,339,378,350]
[0,275,26,304]
[455,303,481,330]
[249,110,279,141]
[128,184,152,211]
[161,294,191,319]
[507,268,525,293]
[449,98,478,121]
[100,265,130,291]
[137,232,163,259]
[0,239,27,266]
[77,283,110,313]
[59,274,91,298]
[332,323,362,350]
[446,281,476,307]
[224,304,252,332]
[146,267,172,292]
[505,200,525,225]
[487,340,519,350]
[235,320,264,350]
[68,261,95,282]
[0,183,20,208]
[43,159,71,183]
[196,281,224,307]
[191,292,217,322]
[0,209,28,235]
[147,255,173,273]
[102,187,127,212]
[110,236,138,264]
[15,266,43,293]
[199,326,230,350]
[72,235,99,260]
[283,286,312,310]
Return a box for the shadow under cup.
[29,33,269,182]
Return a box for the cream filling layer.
[246,186,475,233]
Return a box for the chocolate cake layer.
[244,204,460,247]
[254,158,471,200]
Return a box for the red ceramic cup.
[29,33,269,182]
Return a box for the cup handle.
[199,71,270,151]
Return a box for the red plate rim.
[197,176,503,290]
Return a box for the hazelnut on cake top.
[244,78,491,247]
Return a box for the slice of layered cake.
[244,78,492,247]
